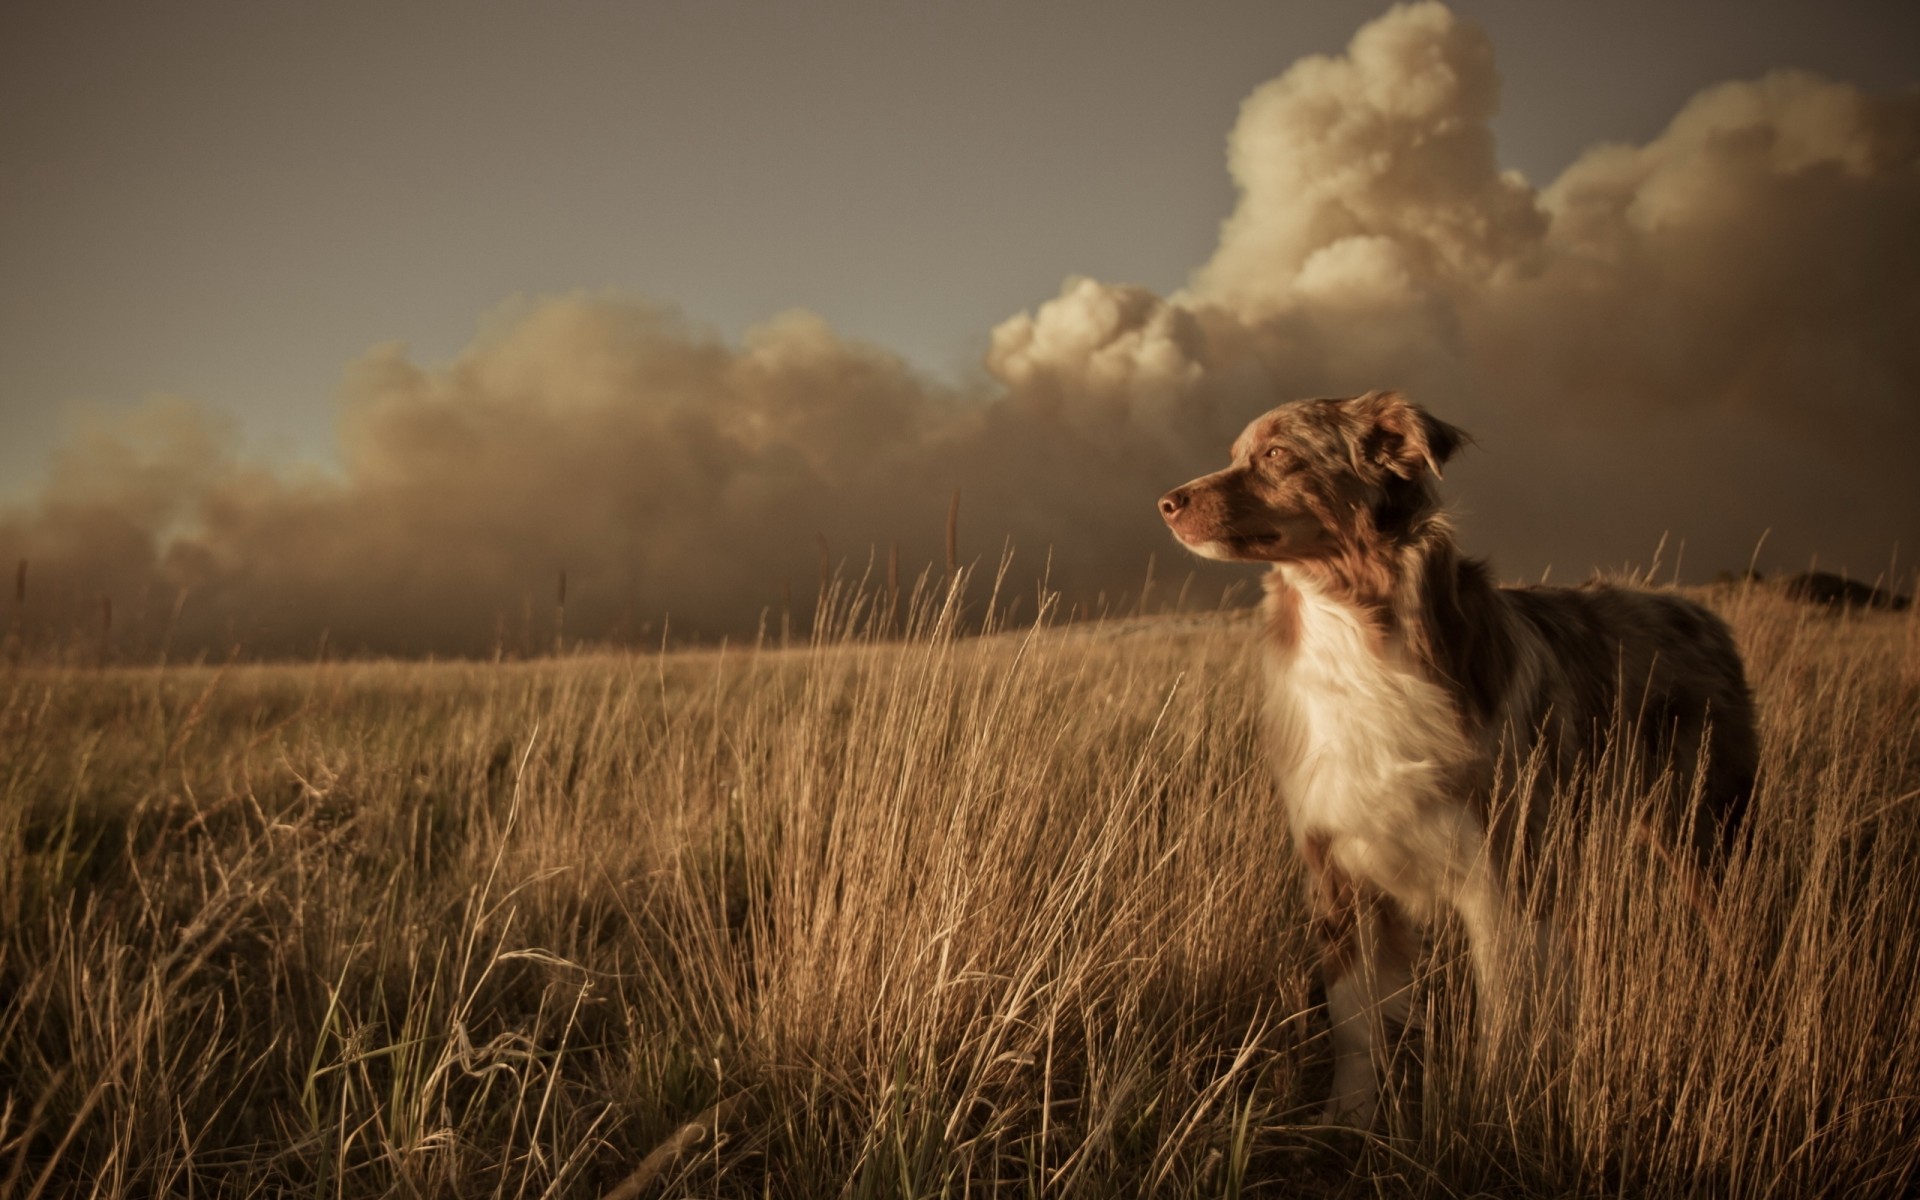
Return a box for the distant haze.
[2,3,1916,655]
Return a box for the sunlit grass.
[1,575,1916,1196]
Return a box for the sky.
[1,1,1916,655]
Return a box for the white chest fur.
[1263,572,1484,917]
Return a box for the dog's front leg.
[1452,866,1549,1074]
[1304,836,1417,1128]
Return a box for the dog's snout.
[1159,488,1188,520]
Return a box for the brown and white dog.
[1158,390,1756,1127]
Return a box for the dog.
[1157,390,1756,1127]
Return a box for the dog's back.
[1492,582,1756,863]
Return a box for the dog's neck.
[1263,498,1515,724]
[1270,480,1454,616]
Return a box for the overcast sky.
[1,1,1916,653]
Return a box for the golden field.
[1,578,1916,1198]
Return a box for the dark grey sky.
[3,0,1915,495]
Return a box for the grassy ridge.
[1,580,1917,1197]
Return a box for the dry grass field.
[2,577,1917,1198]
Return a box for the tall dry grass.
[0,574,1915,1197]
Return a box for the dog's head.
[1157,391,1466,563]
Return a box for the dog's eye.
[1263,446,1283,461]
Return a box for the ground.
[2,581,1917,1197]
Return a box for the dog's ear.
[1346,390,1468,481]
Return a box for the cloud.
[989,1,1919,580]
[987,277,1207,409]
[1191,0,1545,313]
[4,297,980,653]
[4,2,1916,656]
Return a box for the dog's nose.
[1159,488,1187,519]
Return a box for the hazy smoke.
[5,2,1916,656]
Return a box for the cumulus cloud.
[1192,0,1545,312]
[987,277,1207,408]
[989,0,1918,583]
[3,2,1915,656]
